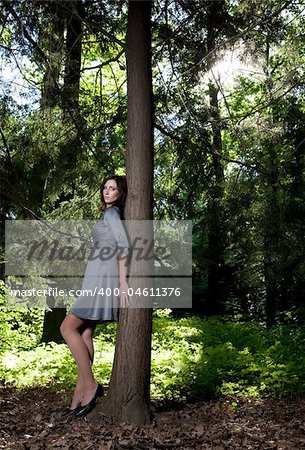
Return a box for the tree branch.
[58,1,126,50]
[81,49,124,71]
[3,1,49,67]
[235,83,300,125]
[0,187,36,219]
[154,122,260,172]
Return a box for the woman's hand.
[119,280,130,308]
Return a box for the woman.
[60,174,129,417]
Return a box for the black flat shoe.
[74,383,104,418]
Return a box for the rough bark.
[99,0,154,425]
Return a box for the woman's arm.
[119,254,129,308]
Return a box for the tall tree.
[206,81,227,316]
[100,0,154,424]
[38,1,67,343]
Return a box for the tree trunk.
[205,83,227,316]
[280,100,305,312]
[57,0,85,185]
[63,0,83,110]
[99,0,154,425]
[39,2,75,344]
[264,171,281,327]
[41,295,66,343]
[41,2,85,343]
[204,3,228,317]
[41,1,65,109]
[263,30,282,327]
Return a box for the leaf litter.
[0,387,304,449]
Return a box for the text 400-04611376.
[97,287,181,297]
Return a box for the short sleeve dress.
[68,205,129,322]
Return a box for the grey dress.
[69,205,129,322]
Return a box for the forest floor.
[1,386,305,450]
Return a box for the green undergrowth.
[1,288,305,401]
[151,312,305,400]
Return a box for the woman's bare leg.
[80,323,97,365]
[60,314,98,408]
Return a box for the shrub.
[1,303,305,402]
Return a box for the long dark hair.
[100,174,128,218]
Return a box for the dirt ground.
[1,386,305,449]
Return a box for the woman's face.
[103,179,120,207]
